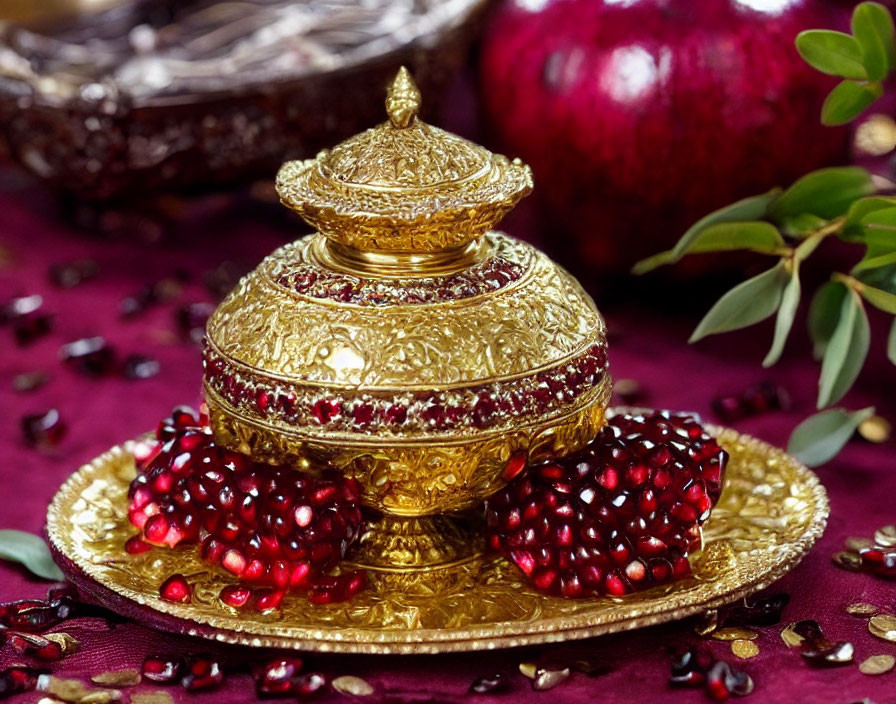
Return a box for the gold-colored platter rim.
[46,419,828,654]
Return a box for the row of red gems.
[275,257,524,306]
[204,344,607,432]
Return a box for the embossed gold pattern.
[46,422,828,654]
[275,70,532,253]
[204,68,610,570]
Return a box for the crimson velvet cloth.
[1,171,895,704]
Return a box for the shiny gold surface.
[205,68,610,567]
[275,70,532,254]
[46,422,828,654]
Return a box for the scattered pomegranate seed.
[721,593,789,627]
[159,574,191,603]
[469,673,510,694]
[0,596,69,632]
[142,655,183,684]
[59,337,117,376]
[8,632,64,661]
[307,571,368,605]
[254,657,304,696]
[0,666,42,698]
[181,656,223,692]
[21,409,66,449]
[705,660,754,700]
[176,302,215,344]
[49,259,98,289]
[123,354,161,380]
[1,295,53,346]
[711,381,790,423]
[293,673,327,697]
[486,412,727,598]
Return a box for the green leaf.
[852,250,896,273]
[632,221,784,274]
[818,291,870,408]
[0,530,64,581]
[858,207,896,256]
[671,190,781,259]
[779,213,828,238]
[843,196,896,238]
[859,281,896,313]
[769,167,875,221]
[852,2,896,81]
[888,318,896,364]
[808,281,849,360]
[690,263,789,343]
[787,406,875,467]
[858,262,896,294]
[821,80,883,126]
[631,250,676,275]
[795,30,868,79]
[763,267,801,367]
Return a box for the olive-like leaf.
[788,406,875,467]
[858,207,896,256]
[779,213,828,238]
[818,291,870,408]
[769,167,875,221]
[632,221,784,274]
[852,1,895,81]
[888,318,896,365]
[859,282,896,313]
[852,250,896,273]
[0,530,65,581]
[808,281,848,360]
[821,80,883,126]
[842,196,896,239]
[795,30,868,79]
[690,263,789,343]
[670,190,781,259]
[763,267,801,367]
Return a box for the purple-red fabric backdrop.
[0,156,894,702]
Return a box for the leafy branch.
[634,164,895,466]
[795,1,894,124]
[633,1,896,466]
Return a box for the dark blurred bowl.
[0,0,488,201]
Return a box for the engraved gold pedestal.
[46,420,828,654]
[200,68,612,578]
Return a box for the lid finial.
[386,67,421,128]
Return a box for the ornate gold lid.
[275,67,533,254]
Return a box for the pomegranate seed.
[486,412,725,598]
[8,632,64,661]
[293,673,327,697]
[181,656,223,692]
[12,371,49,393]
[0,599,66,632]
[503,451,527,481]
[255,657,304,696]
[124,535,154,554]
[21,409,66,449]
[59,337,117,376]
[469,673,510,694]
[254,589,285,612]
[2,295,53,345]
[176,302,215,344]
[0,666,42,697]
[123,355,160,380]
[159,574,191,603]
[219,585,252,608]
[49,259,99,289]
[142,655,183,684]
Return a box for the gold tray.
[46,422,828,654]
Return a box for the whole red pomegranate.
[479,0,850,276]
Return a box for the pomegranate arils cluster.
[129,407,365,604]
[486,411,727,597]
